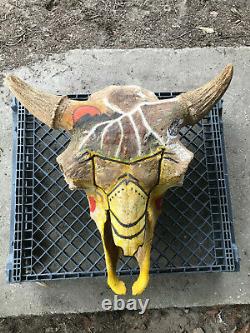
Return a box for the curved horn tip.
[214,63,234,88]
[4,74,29,91]
[4,74,16,87]
[177,63,234,126]
[224,63,233,72]
[4,74,20,84]
[222,63,234,78]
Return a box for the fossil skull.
[5,64,233,295]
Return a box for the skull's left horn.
[5,75,75,130]
[177,64,233,125]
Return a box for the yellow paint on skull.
[108,179,147,256]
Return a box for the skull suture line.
[5,65,233,295]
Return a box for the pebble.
[210,11,218,17]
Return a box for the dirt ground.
[0,306,249,333]
[0,0,250,332]
[0,0,250,72]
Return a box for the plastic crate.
[6,93,240,283]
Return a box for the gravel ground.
[0,0,250,72]
[0,306,249,333]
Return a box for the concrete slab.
[0,47,249,317]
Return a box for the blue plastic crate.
[6,93,240,282]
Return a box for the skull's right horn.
[177,64,233,125]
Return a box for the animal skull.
[5,65,233,295]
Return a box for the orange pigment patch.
[62,113,74,129]
[73,106,101,123]
[88,196,96,213]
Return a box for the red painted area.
[155,197,163,210]
[73,106,101,123]
[88,196,96,213]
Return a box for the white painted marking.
[104,98,125,115]
[115,120,124,157]
[79,118,116,149]
[128,113,142,155]
[79,97,175,154]
[101,121,115,150]
[137,91,146,99]
[137,108,165,146]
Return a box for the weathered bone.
[5,75,78,130]
[178,64,233,125]
[5,65,233,296]
[143,64,233,126]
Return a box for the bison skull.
[5,65,233,295]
